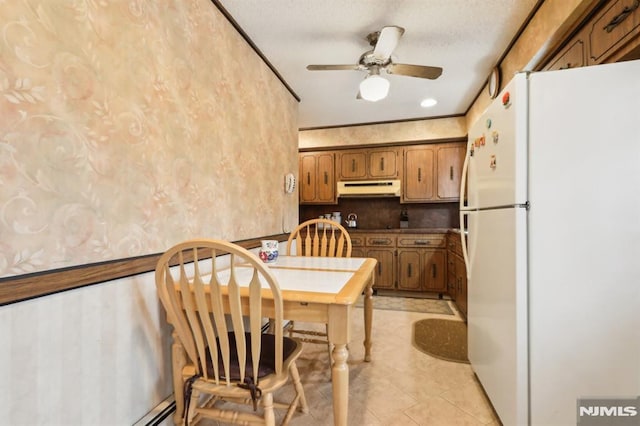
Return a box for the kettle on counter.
[346,213,358,228]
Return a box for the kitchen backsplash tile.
[300,199,459,230]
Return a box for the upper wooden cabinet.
[542,0,640,71]
[300,142,465,204]
[402,145,435,202]
[402,142,465,203]
[587,0,640,64]
[337,147,399,180]
[436,143,466,200]
[545,34,588,71]
[338,151,366,179]
[299,151,336,204]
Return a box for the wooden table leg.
[331,342,349,426]
[328,305,350,426]
[171,331,187,425]
[363,280,373,362]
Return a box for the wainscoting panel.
[0,271,173,425]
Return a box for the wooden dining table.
[169,255,377,426]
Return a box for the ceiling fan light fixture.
[359,74,390,102]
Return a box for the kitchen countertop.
[347,228,460,234]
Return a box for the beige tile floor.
[198,302,501,425]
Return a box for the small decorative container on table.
[259,240,279,263]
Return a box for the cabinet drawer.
[365,235,396,247]
[588,0,640,64]
[397,234,446,248]
[350,235,366,247]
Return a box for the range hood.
[337,179,401,197]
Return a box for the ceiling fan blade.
[372,26,405,61]
[386,63,443,79]
[307,64,360,71]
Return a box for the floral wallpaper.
[0,0,299,278]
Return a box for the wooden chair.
[286,218,352,259]
[285,219,352,348]
[155,239,308,426]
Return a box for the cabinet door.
[351,247,366,257]
[447,253,457,299]
[545,37,587,71]
[423,249,446,292]
[588,0,640,64]
[299,154,317,203]
[299,152,335,204]
[397,249,422,291]
[436,144,465,200]
[368,149,398,178]
[367,248,395,289]
[316,153,335,203]
[339,152,367,180]
[403,146,434,202]
[455,255,468,318]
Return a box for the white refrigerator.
[460,60,640,425]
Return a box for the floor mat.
[412,318,469,363]
[355,295,453,315]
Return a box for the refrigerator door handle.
[459,145,472,278]
[459,145,471,211]
[460,210,470,279]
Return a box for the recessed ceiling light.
[420,98,437,108]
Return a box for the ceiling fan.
[306,26,443,102]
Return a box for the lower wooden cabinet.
[453,255,468,317]
[352,234,396,290]
[447,233,468,319]
[397,234,447,293]
[397,249,421,290]
[352,232,447,294]
[397,249,446,292]
[366,248,396,290]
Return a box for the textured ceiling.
[216,0,539,129]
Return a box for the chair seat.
[207,332,299,381]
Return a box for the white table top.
[268,255,366,271]
[203,256,373,301]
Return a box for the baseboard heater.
[133,396,175,426]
